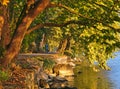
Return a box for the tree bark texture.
[65,37,71,50]
[0,6,10,47]
[57,38,68,54]
[0,16,4,41]
[1,0,50,67]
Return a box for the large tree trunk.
[0,5,11,62]
[57,38,68,54]
[0,6,10,47]
[57,37,71,55]
[0,0,50,67]
[0,16,4,41]
[65,37,71,50]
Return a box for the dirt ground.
[1,57,42,89]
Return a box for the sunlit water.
[73,52,120,89]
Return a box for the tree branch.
[26,2,120,34]
[47,3,109,22]
[26,20,88,34]
[48,3,120,32]
[1,0,50,67]
[48,3,88,18]
[10,0,50,41]
[93,2,118,13]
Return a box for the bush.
[0,70,10,81]
[43,59,56,70]
[0,46,5,58]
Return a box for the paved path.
[17,53,58,59]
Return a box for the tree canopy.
[0,0,120,69]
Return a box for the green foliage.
[38,0,120,69]
[21,29,42,53]
[43,59,56,70]
[46,27,63,51]
[0,46,5,58]
[64,50,75,58]
[9,0,26,31]
[6,0,120,70]
[79,24,120,70]
[0,70,10,81]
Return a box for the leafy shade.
[25,0,120,70]
[80,23,120,70]
[0,0,120,70]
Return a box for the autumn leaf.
[0,0,10,6]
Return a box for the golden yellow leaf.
[1,0,10,6]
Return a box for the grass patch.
[43,58,56,70]
[0,70,10,81]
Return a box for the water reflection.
[74,64,113,89]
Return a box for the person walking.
[45,43,49,53]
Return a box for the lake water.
[73,52,120,89]
[106,52,120,89]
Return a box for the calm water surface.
[106,52,120,89]
[73,52,120,89]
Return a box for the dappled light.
[0,0,120,88]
